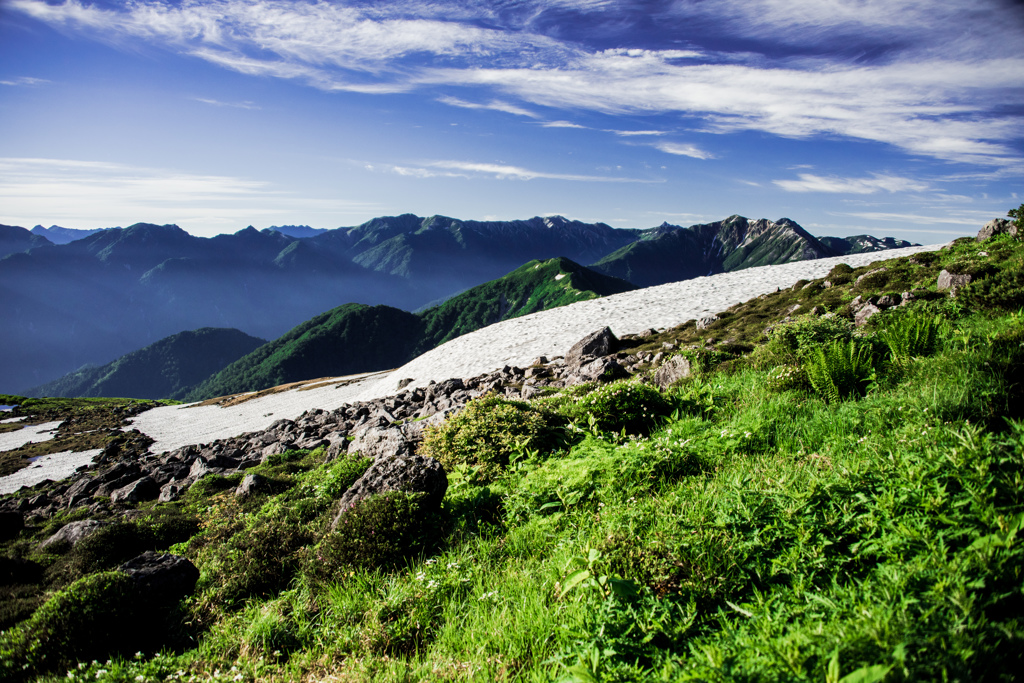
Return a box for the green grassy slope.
[184,304,425,401]
[417,257,636,351]
[4,222,1022,682]
[186,258,634,400]
[25,328,266,401]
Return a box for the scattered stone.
[331,454,447,529]
[348,425,416,460]
[654,355,691,389]
[396,378,414,390]
[876,294,901,308]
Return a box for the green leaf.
[561,569,592,595]
[839,664,892,683]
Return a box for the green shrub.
[804,339,876,403]
[876,311,944,364]
[1,571,138,677]
[198,499,321,607]
[419,395,563,482]
[959,262,1024,311]
[558,380,673,436]
[764,363,809,392]
[309,492,433,582]
[766,315,855,360]
[293,453,372,502]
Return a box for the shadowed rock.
[331,454,447,530]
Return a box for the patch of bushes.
[0,571,138,679]
[557,380,673,436]
[419,395,564,482]
[309,492,434,582]
[45,514,199,588]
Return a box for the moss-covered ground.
[1,231,1023,682]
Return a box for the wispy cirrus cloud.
[194,97,260,109]
[653,141,714,159]
[9,0,1024,168]
[774,173,930,194]
[0,76,50,86]
[368,159,660,183]
[437,96,540,118]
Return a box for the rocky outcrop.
[977,218,1018,241]
[119,551,199,604]
[331,454,448,530]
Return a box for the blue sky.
[0,0,1021,242]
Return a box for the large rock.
[977,218,1017,241]
[854,303,882,326]
[565,327,617,368]
[235,473,271,498]
[331,454,447,530]
[119,551,199,604]
[110,476,160,504]
[564,357,627,386]
[937,269,972,296]
[347,425,415,460]
[654,355,692,389]
[38,519,111,551]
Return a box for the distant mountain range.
[0,214,915,392]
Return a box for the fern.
[805,339,875,403]
[877,313,943,365]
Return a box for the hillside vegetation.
[26,328,266,401]
[187,258,635,401]
[1,217,1019,682]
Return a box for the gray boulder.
[654,355,692,389]
[119,551,199,604]
[235,473,272,498]
[331,454,447,530]
[854,303,882,326]
[977,218,1017,241]
[937,269,972,296]
[348,425,415,460]
[110,476,159,504]
[565,327,616,368]
[38,519,111,551]
[696,315,719,331]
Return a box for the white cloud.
[0,76,50,86]
[437,96,540,118]
[653,141,714,159]
[774,173,930,194]
[609,129,666,136]
[10,0,1024,168]
[194,97,260,109]
[369,159,660,183]
[542,120,587,128]
[0,158,378,235]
